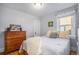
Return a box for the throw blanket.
[26,37,42,55]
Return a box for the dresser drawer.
[6,41,22,53]
[6,38,23,48]
[5,31,26,38]
[6,38,24,43]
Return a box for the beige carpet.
[0,50,77,55]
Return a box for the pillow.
[46,30,58,38]
[58,31,69,39]
[46,30,52,37]
[49,32,58,38]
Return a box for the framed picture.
[48,21,53,27]
[9,24,22,31]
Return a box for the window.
[59,16,72,34]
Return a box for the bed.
[19,36,70,55]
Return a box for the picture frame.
[48,21,53,27]
[9,24,22,31]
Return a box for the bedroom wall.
[40,15,57,36]
[0,5,40,52]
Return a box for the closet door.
[34,20,40,36]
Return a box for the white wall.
[40,15,57,36]
[0,6,40,52]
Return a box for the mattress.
[19,36,70,55]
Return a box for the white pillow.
[58,31,69,39]
[46,30,52,37]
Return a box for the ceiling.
[0,3,76,17]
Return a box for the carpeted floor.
[0,50,77,55]
[70,51,77,55]
[8,50,77,55]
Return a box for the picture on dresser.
[6,24,22,31]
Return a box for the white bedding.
[19,36,70,55]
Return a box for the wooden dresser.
[4,31,26,54]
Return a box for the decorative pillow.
[58,31,69,39]
[46,30,58,38]
[50,32,58,38]
[46,30,51,37]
